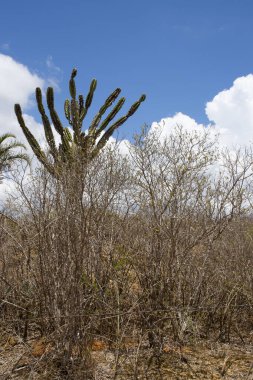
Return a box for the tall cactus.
[14,69,146,177]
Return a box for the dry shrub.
[1,128,253,377]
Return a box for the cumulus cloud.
[0,54,43,109]
[0,53,44,141]
[150,112,206,140]
[0,54,45,202]
[206,74,253,147]
[149,74,253,150]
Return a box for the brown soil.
[0,332,253,379]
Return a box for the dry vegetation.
[1,126,253,379]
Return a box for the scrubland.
[1,126,253,378]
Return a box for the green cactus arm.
[78,95,84,119]
[69,68,77,100]
[64,99,72,125]
[71,99,82,142]
[85,79,97,109]
[79,79,97,123]
[126,94,146,116]
[94,97,126,140]
[35,88,58,160]
[95,116,126,153]
[62,129,73,155]
[95,94,146,152]
[68,69,81,137]
[58,144,66,162]
[64,127,73,142]
[46,87,65,137]
[58,129,75,162]
[70,79,97,144]
[14,104,55,175]
[88,88,121,135]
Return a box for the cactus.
[14,69,146,178]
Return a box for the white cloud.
[0,54,43,111]
[206,74,253,147]
[150,112,206,140]
[0,54,44,143]
[149,74,253,150]
[103,135,132,157]
[0,54,45,203]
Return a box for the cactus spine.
[14,69,146,177]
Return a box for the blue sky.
[1,0,253,141]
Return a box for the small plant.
[0,133,29,182]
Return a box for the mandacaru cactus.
[14,69,146,177]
